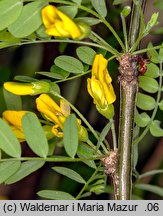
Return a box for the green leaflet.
[135,110,151,128]
[22,112,49,158]
[77,142,96,169]
[145,63,160,78]
[75,17,101,26]
[63,114,78,158]
[139,169,163,179]
[90,0,107,18]
[37,190,75,200]
[3,88,22,110]
[71,0,82,5]
[0,0,23,31]
[0,118,21,158]
[147,43,160,63]
[113,0,128,5]
[76,46,96,65]
[136,93,156,110]
[0,161,21,183]
[5,161,45,184]
[150,120,163,137]
[52,166,86,184]
[58,6,78,18]
[138,76,159,93]
[135,184,163,197]
[55,55,84,74]
[8,0,46,38]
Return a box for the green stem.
[55,70,91,84]
[101,144,109,154]
[75,163,102,200]
[0,156,102,163]
[90,31,120,56]
[97,16,125,52]
[1,39,110,52]
[129,1,146,52]
[133,62,163,145]
[94,121,112,154]
[95,128,111,151]
[110,119,117,150]
[133,44,163,55]
[121,14,128,52]
[87,139,103,155]
[128,0,146,48]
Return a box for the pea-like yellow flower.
[2,110,55,142]
[3,81,50,96]
[87,54,116,119]
[41,5,90,39]
[2,110,27,142]
[36,94,88,141]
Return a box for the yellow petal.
[2,110,27,142]
[98,65,112,84]
[87,78,93,98]
[92,54,100,77]
[89,77,106,108]
[41,5,58,28]
[58,116,66,129]
[56,9,81,39]
[104,70,112,84]
[91,54,115,105]
[51,125,63,138]
[36,94,63,128]
[97,54,108,78]
[92,54,107,78]
[41,5,81,39]
[45,25,63,37]
[2,110,27,129]
[98,56,112,84]
[36,94,61,114]
[4,82,33,95]
[92,54,112,83]
[55,20,70,37]
[103,83,116,104]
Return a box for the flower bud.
[121,6,131,17]
[4,81,50,95]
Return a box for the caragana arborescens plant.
[0,0,163,200]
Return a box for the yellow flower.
[87,54,116,119]
[2,111,27,142]
[3,81,50,96]
[36,94,88,141]
[41,5,89,39]
[2,110,55,142]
